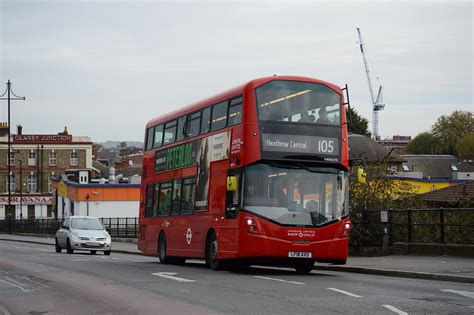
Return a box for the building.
[377,135,412,154]
[0,125,92,219]
[52,175,140,218]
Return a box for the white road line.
[151,272,195,283]
[441,289,474,299]
[382,304,408,315]
[254,276,304,285]
[327,287,361,298]
[0,279,31,293]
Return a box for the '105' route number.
[318,139,335,153]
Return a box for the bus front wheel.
[206,233,225,271]
[293,259,315,274]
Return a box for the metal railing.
[0,217,138,238]
[353,208,474,246]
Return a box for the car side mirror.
[105,227,111,233]
[62,225,69,229]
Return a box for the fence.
[352,208,474,247]
[0,217,138,238]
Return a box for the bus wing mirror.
[357,167,367,184]
[227,176,237,191]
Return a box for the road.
[0,241,472,314]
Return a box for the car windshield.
[243,163,348,227]
[71,218,104,230]
[255,80,341,125]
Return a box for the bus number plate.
[288,252,312,258]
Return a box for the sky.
[0,0,472,143]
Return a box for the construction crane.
[356,27,385,140]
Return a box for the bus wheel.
[158,232,170,264]
[294,259,315,274]
[207,233,224,270]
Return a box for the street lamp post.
[0,81,25,217]
[19,159,23,220]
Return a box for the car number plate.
[288,252,312,258]
[86,242,100,247]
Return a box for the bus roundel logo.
[186,228,192,245]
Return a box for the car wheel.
[104,251,111,256]
[206,232,225,270]
[66,238,74,254]
[90,250,97,255]
[55,238,62,253]
[294,259,315,274]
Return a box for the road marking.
[441,289,474,299]
[254,276,304,285]
[382,304,408,315]
[151,272,195,283]
[327,287,361,298]
[0,278,31,293]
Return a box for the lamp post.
[0,81,25,216]
[19,159,23,220]
[85,193,90,216]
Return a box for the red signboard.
[13,135,72,143]
[0,196,53,205]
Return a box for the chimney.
[17,124,22,135]
[0,122,8,137]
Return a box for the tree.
[406,132,437,154]
[456,133,474,158]
[348,107,371,137]
[349,160,422,247]
[431,110,474,155]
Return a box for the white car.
[55,216,112,255]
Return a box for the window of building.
[211,101,228,131]
[5,174,15,193]
[201,107,211,134]
[7,154,15,166]
[228,96,243,126]
[154,124,163,148]
[28,151,36,166]
[187,111,201,137]
[163,121,176,145]
[70,152,78,166]
[49,152,57,166]
[27,174,37,193]
[47,205,53,218]
[27,205,35,219]
[180,177,195,215]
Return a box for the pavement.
[1,233,473,284]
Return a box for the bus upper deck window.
[187,111,201,137]
[228,96,242,126]
[163,120,177,145]
[201,107,211,134]
[154,124,163,148]
[211,101,228,131]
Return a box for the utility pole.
[0,80,25,218]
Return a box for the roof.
[420,181,474,206]
[92,160,110,176]
[96,151,122,164]
[348,133,405,163]
[146,75,342,128]
[400,155,474,179]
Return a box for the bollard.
[382,227,389,255]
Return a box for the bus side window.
[228,96,242,126]
[180,177,195,215]
[211,101,228,131]
[176,116,186,142]
[158,182,173,216]
[171,179,181,216]
[154,124,163,148]
[145,184,154,217]
[187,111,201,137]
[163,120,176,145]
[201,107,211,134]
[146,127,154,150]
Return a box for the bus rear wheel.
[293,259,315,274]
[158,232,185,265]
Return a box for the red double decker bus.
[138,76,351,273]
